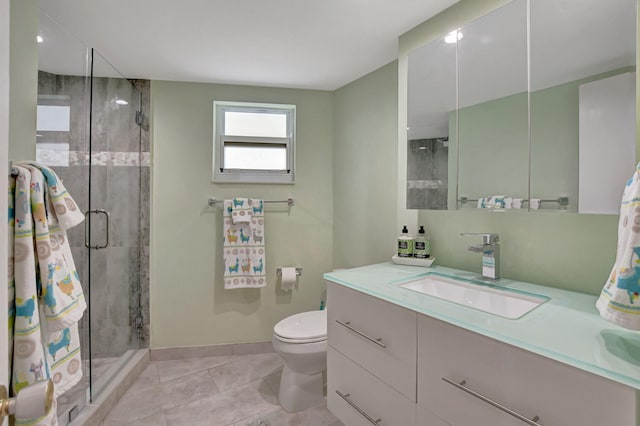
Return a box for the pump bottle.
[397,225,414,257]
[414,225,430,258]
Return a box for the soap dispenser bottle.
[398,225,414,258]
[414,225,430,258]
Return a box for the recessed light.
[36,35,43,43]
[445,29,463,44]
[115,99,128,105]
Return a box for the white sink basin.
[398,273,548,319]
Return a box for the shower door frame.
[86,48,145,404]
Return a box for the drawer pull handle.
[335,320,387,348]
[336,390,382,425]
[442,377,542,426]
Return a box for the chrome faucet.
[460,233,500,280]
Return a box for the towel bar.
[208,197,295,207]
[459,196,569,207]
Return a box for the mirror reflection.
[457,0,528,210]
[530,0,636,213]
[407,0,637,213]
[407,32,456,210]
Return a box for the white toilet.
[272,309,327,412]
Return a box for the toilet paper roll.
[280,267,297,291]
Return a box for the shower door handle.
[84,209,110,249]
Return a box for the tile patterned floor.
[101,353,343,426]
[59,357,120,418]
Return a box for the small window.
[213,101,296,183]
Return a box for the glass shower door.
[36,11,149,423]
[36,10,92,423]
[87,50,145,402]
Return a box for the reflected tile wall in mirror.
[407,138,449,209]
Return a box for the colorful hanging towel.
[25,164,85,397]
[223,198,266,289]
[25,165,86,331]
[597,162,640,329]
[8,175,15,366]
[9,163,86,426]
[10,166,58,425]
[230,197,252,223]
[24,162,84,230]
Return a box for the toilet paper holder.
[276,267,302,278]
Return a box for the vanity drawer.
[418,315,637,426]
[327,281,417,399]
[328,347,416,426]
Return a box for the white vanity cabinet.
[328,348,416,426]
[417,316,638,426]
[326,280,640,426]
[327,282,417,426]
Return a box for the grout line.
[207,368,220,390]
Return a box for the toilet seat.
[273,334,326,344]
[274,310,326,343]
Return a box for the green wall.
[530,68,635,210]
[454,67,634,212]
[332,61,399,268]
[456,92,529,200]
[420,210,617,294]
[9,0,37,161]
[150,81,334,348]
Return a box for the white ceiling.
[38,0,460,90]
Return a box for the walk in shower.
[32,11,150,423]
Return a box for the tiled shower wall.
[37,71,150,357]
[407,138,449,210]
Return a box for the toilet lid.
[274,310,327,341]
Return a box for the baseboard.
[149,341,274,361]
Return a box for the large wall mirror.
[407,0,637,213]
[407,23,456,210]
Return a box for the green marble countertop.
[324,262,640,390]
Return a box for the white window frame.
[213,101,296,184]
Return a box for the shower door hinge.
[135,110,144,126]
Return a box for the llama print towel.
[9,163,86,425]
[230,197,252,223]
[26,165,85,397]
[597,162,640,329]
[10,166,58,425]
[25,165,86,330]
[223,198,266,289]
